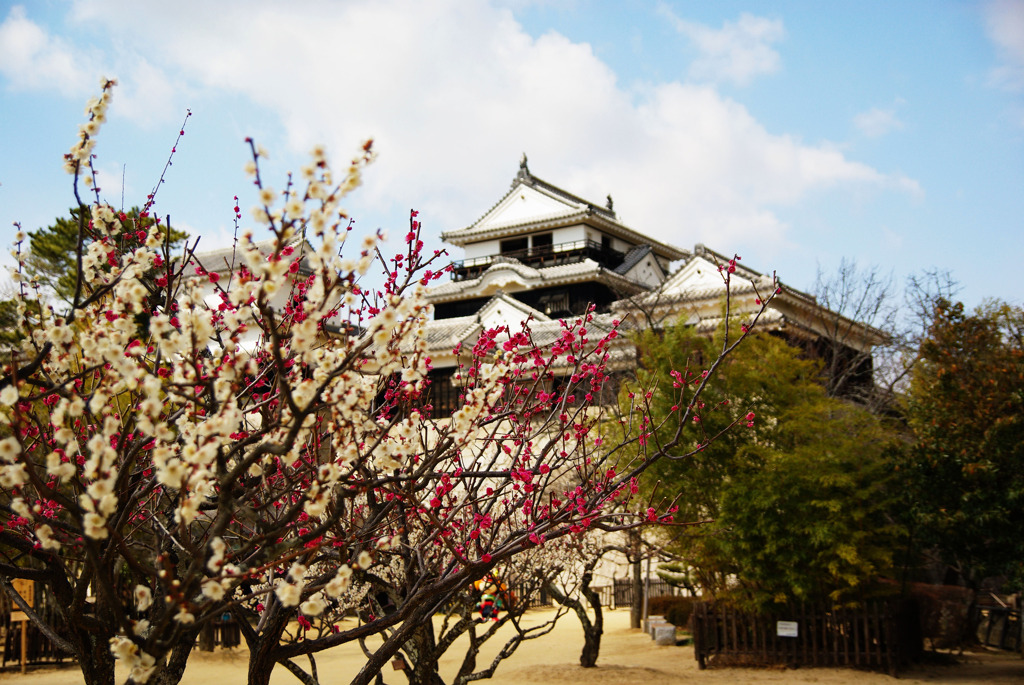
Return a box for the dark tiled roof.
[424,316,478,348]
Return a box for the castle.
[420,157,883,410]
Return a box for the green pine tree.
[26,206,187,304]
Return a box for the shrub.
[648,595,697,627]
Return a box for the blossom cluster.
[63,77,116,181]
[0,81,743,685]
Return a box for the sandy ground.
[1,608,1022,684]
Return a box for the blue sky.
[1,0,1022,310]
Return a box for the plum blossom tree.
[544,532,608,668]
[0,81,775,685]
[354,538,578,685]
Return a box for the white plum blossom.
[0,385,18,405]
[173,607,195,624]
[134,585,153,612]
[10,497,33,522]
[201,579,225,601]
[109,636,156,684]
[300,592,327,617]
[275,580,302,607]
[0,437,20,463]
[325,565,353,598]
[207,537,227,573]
[0,463,28,488]
[83,513,108,540]
[288,563,307,582]
[35,524,60,551]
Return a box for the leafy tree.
[0,298,23,349]
[0,273,45,350]
[899,299,1024,589]
[720,398,899,606]
[25,206,187,305]
[630,322,901,609]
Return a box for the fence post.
[694,602,706,669]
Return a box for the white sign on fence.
[776,620,799,638]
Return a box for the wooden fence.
[590,578,685,609]
[509,583,553,609]
[975,605,1021,651]
[692,600,920,675]
[0,582,73,669]
[516,578,683,611]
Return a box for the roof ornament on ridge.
[515,152,531,185]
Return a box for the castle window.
[538,292,570,316]
[500,237,527,255]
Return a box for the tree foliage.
[0,298,25,349]
[631,322,900,609]
[25,206,187,305]
[899,299,1024,588]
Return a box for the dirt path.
[2,608,1022,684]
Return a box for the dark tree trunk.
[578,567,603,668]
[350,603,441,685]
[146,631,199,685]
[548,559,604,668]
[579,626,601,668]
[243,610,291,685]
[36,592,195,685]
[78,630,117,685]
[402,619,445,685]
[234,603,302,685]
[247,637,278,685]
[630,551,643,630]
[452,623,480,685]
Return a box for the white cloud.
[112,58,182,128]
[854,106,905,138]
[0,5,182,128]
[657,4,784,86]
[0,5,97,95]
[985,0,1024,91]
[50,0,913,259]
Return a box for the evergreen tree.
[26,205,186,304]
[0,298,21,348]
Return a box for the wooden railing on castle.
[692,599,920,676]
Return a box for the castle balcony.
[450,239,624,281]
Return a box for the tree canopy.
[898,299,1024,589]
[25,205,187,304]
[629,322,901,609]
